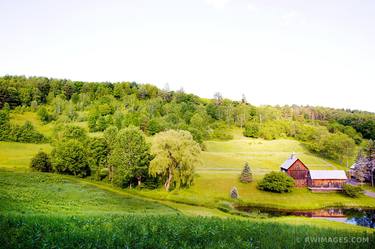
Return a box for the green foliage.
[109,126,152,187]
[30,151,51,172]
[150,130,201,191]
[307,131,356,162]
[87,137,109,170]
[147,118,166,135]
[210,122,233,140]
[240,162,252,183]
[51,140,91,177]
[98,168,109,180]
[104,125,118,149]
[0,75,373,164]
[0,110,46,143]
[37,106,54,124]
[10,121,46,143]
[243,122,260,138]
[342,184,363,198]
[257,172,294,193]
[61,125,87,141]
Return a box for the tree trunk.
[137,176,142,186]
[164,168,173,191]
[109,165,113,182]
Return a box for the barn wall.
[286,159,309,187]
[308,179,346,188]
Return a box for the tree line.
[31,125,201,191]
[1,75,375,163]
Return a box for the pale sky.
[1,0,374,112]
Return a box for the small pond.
[236,206,375,228]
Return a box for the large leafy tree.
[149,130,201,191]
[51,139,91,177]
[109,126,152,187]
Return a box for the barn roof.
[350,163,357,169]
[280,157,299,170]
[309,170,347,180]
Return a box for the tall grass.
[1,214,373,249]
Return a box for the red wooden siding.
[286,159,309,187]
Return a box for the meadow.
[132,137,375,210]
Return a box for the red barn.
[280,154,309,187]
[307,170,347,191]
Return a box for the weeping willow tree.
[149,130,201,191]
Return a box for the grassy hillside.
[0,142,51,170]
[1,134,375,211]
[131,135,375,210]
[0,170,176,215]
[1,140,374,248]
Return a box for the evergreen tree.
[240,162,253,183]
[230,186,239,199]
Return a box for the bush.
[30,151,52,172]
[257,172,294,193]
[10,121,46,143]
[343,184,363,198]
[98,168,109,180]
[243,122,260,138]
[0,110,46,143]
[37,107,54,124]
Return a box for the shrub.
[240,162,252,183]
[30,151,52,172]
[98,168,109,180]
[257,172,294,193]
[343,184,363,198]
[37,107,54,124]
[10,121,46,143]
[243,122,260,138]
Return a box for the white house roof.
[280,157,298,170]
[309,170,347,180]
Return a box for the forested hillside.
[1,75,374,165]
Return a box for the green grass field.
[0,170,176,215]
[0,142,51,170]
[1,138,374,248]
[133,137,375,210]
